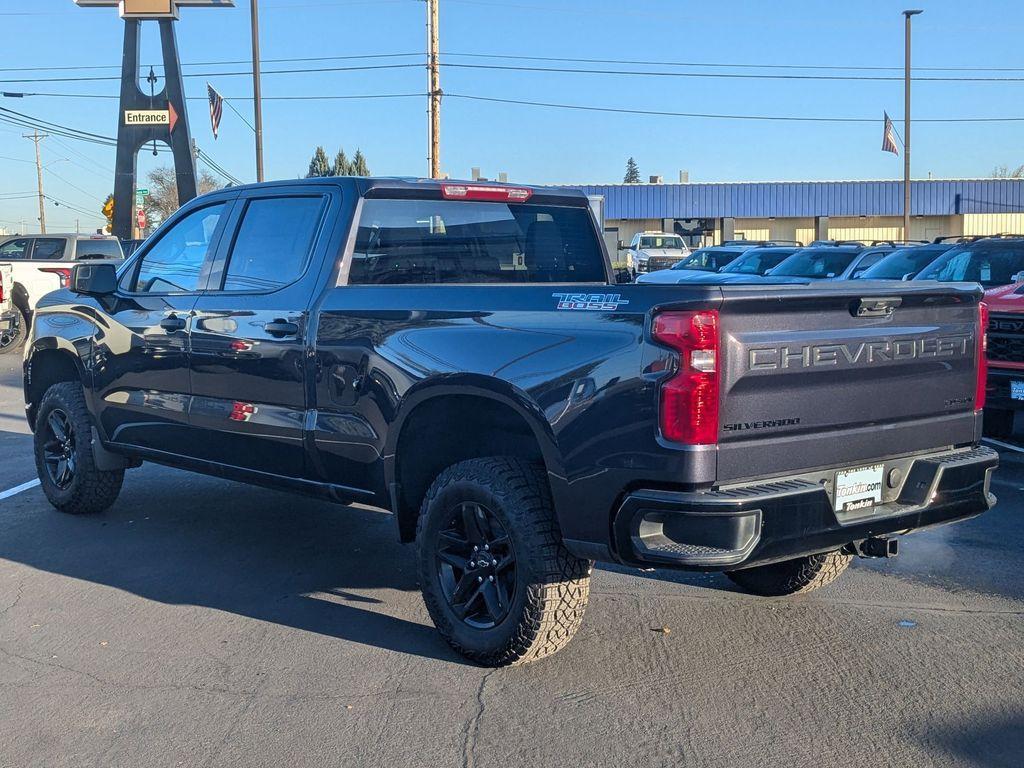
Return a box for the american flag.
[207,83,224,140]
[882,111,899,156]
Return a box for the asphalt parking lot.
[0,354,1022,768]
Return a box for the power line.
[0,63,422,85]
[440,62,1024,83]
[8,50,1024,75]
[446,92,1024,123]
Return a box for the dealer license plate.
[834,464,884,513]
[1011,380,1024,401]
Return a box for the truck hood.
[984,281,1024,311]
[638,248,687,260]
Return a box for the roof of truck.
[214,176,589,203]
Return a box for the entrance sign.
[124,109,170,125]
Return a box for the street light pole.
[427,0,441,179]
[250,0,265,182]
[903,9,922,240]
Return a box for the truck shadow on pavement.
[0,466,469,665]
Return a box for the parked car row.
[635,234,1024,290]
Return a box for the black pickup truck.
[23,178,997,666]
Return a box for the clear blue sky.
[1,0,1023,232]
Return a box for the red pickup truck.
[984,282,1024,437]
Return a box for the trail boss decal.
[553,293,630,311]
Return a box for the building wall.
[962,213,1024,236]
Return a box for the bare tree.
[992,165,1024,179]
[145,167,223,226]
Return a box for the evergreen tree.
[333,148,351,176]
[351,149,370,177]
[624,157,641,184]
[306,146,332,178]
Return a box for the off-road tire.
[0,306,27,355]
[416,457,592,666]
[983,408,1015,440]
[725,550,852,597]
[34,382,124,515]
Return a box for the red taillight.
[976,301,989,411]
[652,310,720,445]
[40,267,72,289]
[441,184,532,202]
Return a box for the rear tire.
[726,550,851,597]
[0,306,27,356]
[33,382,124,515]
[983,407,1015,440]
[416,457,592,666]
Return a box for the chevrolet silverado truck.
[0,233,124,355]
[981,280,1024,437]
[23,178,997,666]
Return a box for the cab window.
[130,203,226,293]
[219,196,325,292]
[32,238,67,260]
[0,238,30,260]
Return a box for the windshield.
[721,248,798,275]
[914,241,1024,288]
[672,247,736,271]
[768,248,860,279]
[858,245,949,279]
[639,236,684,250]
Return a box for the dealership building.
[564,178,1024,249]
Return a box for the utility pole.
[427,0,441,179]
[903,9,923,240]
[250,0,265,182]
[24,130,48,234]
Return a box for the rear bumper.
[987,367,1024,411]
[612,446,998,571]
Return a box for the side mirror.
[72,262,117,296]
[617,240,626,251]
[901,272,914,281]
[1013,271,1024,283]
[615,268,633,284]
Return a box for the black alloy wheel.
[41,408,76,490]
[0,310,23,352]
[435,501,517,629]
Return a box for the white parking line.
[982,437,1024,454]
[0,478,40,501]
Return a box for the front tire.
[725,550,851,597]
[33,382,124,515]
[416,457,591,666]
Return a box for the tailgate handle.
[854,297,902,318]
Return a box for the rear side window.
[349,199,605,284]
[132,203,226,293]
[75,239,122,260]
[917,242,1024,288]
[32,238,66,260]
[221,196,325,292]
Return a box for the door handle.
[265,319,299,337]
[160,314,187,332]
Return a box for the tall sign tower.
[74,1,235,239]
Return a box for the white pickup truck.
[0,233,123,354]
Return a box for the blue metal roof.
[563,179,1024,219]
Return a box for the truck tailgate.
[715,281,982,483]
